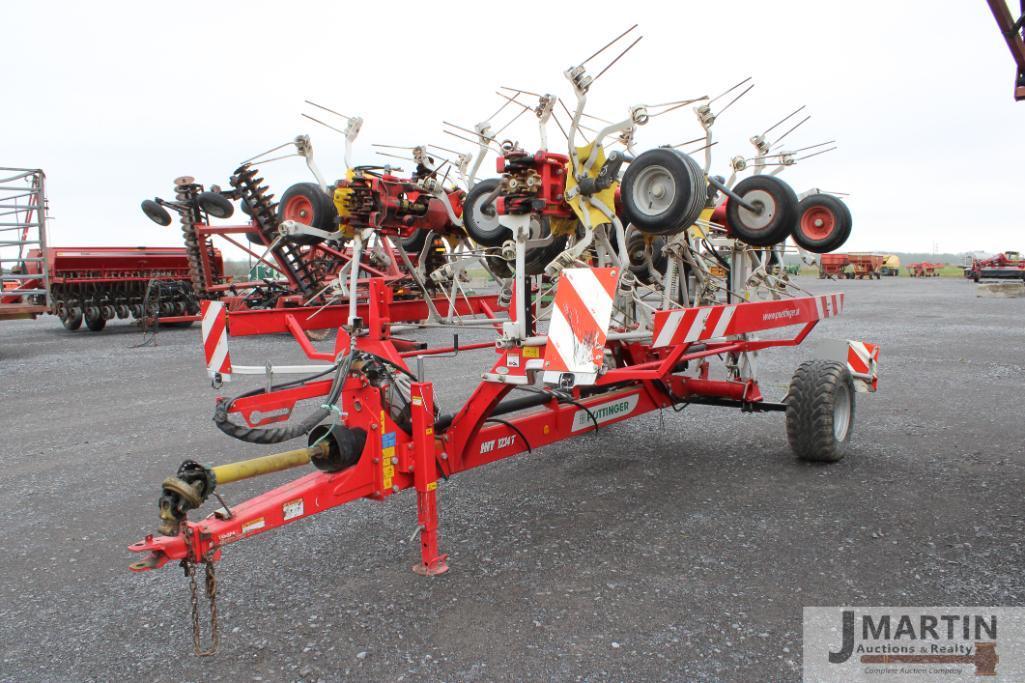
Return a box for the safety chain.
[182,525,220,656]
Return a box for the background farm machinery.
[907,261,944,277]
[964,250,1025,281]
[0,168,210,331]
[126,27,878,656]
[140,132,508,334]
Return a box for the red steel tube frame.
[128,281,840,573]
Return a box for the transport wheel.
[523,217,568,276]
[463,178,508,247]
[785,360,855,462]
[791,194,852,253]
[141,199,172,226]
[625,228,667,284]
[621,148,706,235]
[726,175,798,247]
[197,191,234,219]
[398,228,430,254]
[278,183,338,233]
[84,312,107,332]
[61,312,83,331]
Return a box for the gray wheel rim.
[738,189,775,231]
[631,165,676,217]
[833,382,852,440]
[471,193,502,236]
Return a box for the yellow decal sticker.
[427,482,437,491]
[425,427,433,436]
[523,346,540,358]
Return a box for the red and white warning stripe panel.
[201,300,232,381]
[542,267,619,386]
[652,293,844,348]
[846,340,879,392]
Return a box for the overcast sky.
[4,1,1022,255]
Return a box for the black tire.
[84,312,107,332]
[621,148,706,235]
[624,228,667,284]
[277,182,338,244]
[197,191,234,219]
[524,217,568,276]
[397,228,430,254]
[141,199,172,226]
[61,312,83,331]
[791,194,852,253]
[785,360,855,462]
[463,178,508,247]
[726,175,799,247]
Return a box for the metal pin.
[672,135,708,149]
[716,83,755,116]
[428,143,463,156]
[580,24,638,65]
[771,115,811,146]
[593,35,643,83]
[301,113,347,136]
[499,85,543,98]
[484,93,518,123]
[241,140,295,165]
[492,105,529,138]
[304,100,353,121]
[761,105,806,137]
[709,77,753,106]
[796,146,837,162]
[376,151,414,162]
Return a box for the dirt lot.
[1,276,1023,682]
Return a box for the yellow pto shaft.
[211,443,329,486]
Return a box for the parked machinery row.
[5,246,213,331]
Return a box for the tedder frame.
[129,274,870,580]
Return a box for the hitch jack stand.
[410,381,448,576]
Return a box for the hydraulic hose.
[213,353,353,444]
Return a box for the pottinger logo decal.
[571,393,639,432]
[762,308,801,322]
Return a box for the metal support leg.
[410,382,448,576]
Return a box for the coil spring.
[230,164,318,297]
[174,179,211,297]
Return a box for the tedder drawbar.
[128,26,879,655]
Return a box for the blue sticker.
[381,432,396,448]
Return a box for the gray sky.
[4,1,1022,255]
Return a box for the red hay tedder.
[125,27,879,656]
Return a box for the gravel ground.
[1,276,1023,682]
